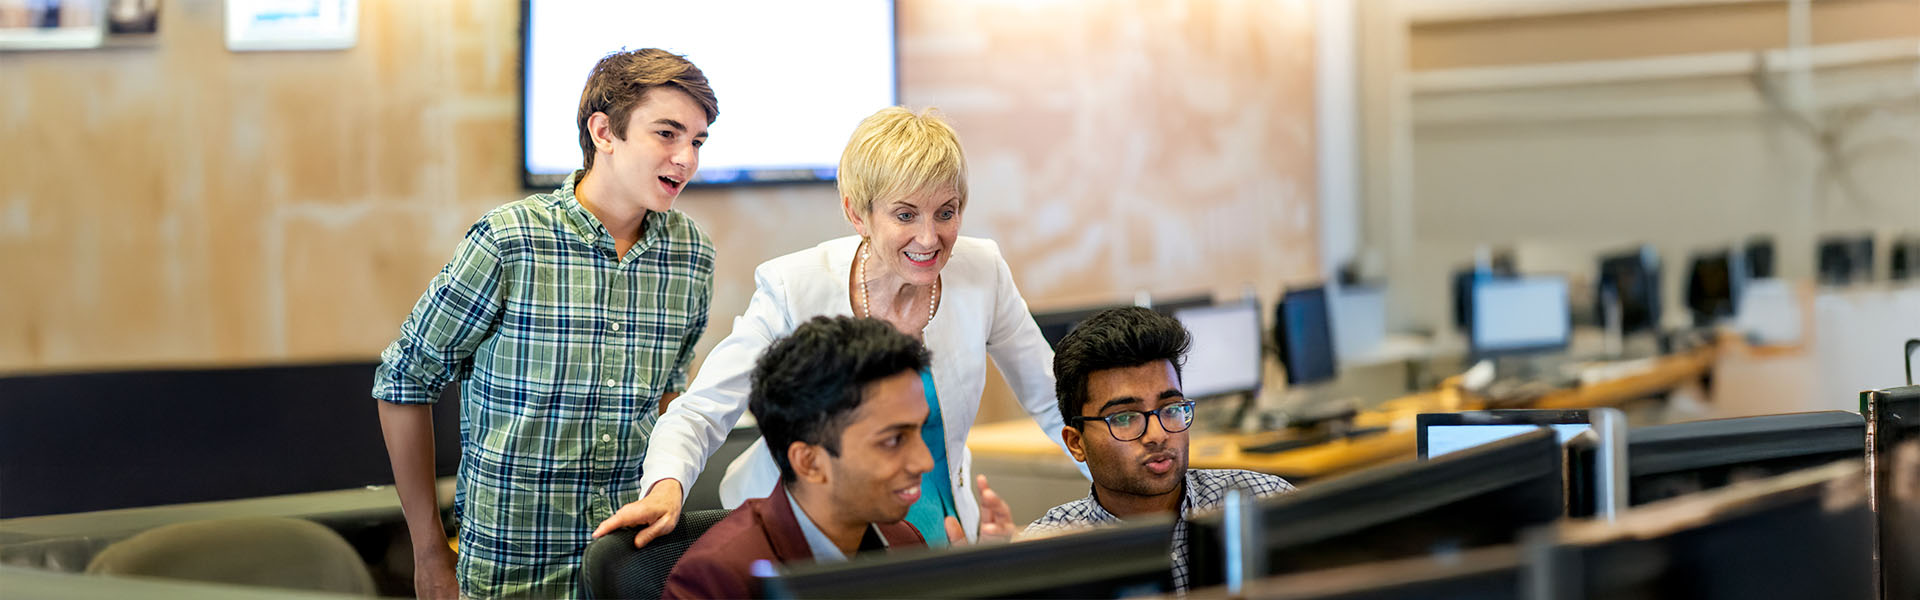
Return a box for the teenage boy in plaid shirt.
[374,48,718,599]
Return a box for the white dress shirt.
[640,235,1085,541]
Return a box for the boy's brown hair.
[576,48,719,172]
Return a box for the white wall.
[1385,41,1920,335]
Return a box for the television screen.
[521,1,898,188]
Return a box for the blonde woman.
[594,106,1079,549]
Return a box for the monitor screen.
[1174,301,1264,398]
[1275,286,1337,386]
[765,514,1175,598]
[1187,429,1565,587]
[1031,304,1124,350]
[1424,424,1591,459]
[1417,409,1598,460]
[1470,276,1571,357]
[1596,247,1662,334]
[1626,411,1864,506]
[1686,251,1739,326]
[521,1,898,188]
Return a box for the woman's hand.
[593,479,684,549]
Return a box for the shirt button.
[601,434,612,442]
[609,322,621,332]
[604,378,617,387]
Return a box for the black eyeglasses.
[1071,401,1196,442]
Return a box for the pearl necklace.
[859,241,939,332]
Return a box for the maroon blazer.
[662,482,925,599]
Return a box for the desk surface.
[968,347,1716,481]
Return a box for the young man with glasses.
[1023,307,1293,591]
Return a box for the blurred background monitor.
[1615,411,1863,507]
[1685,249,1743,327]
[1451,260,1518,334]
[1469,275,1572,358]
[765,515,1175,598]
[1148,293,1217,318]
[1816,233,1875,286]
[1744,235,1777,279]
[1274,286,1338,387]
[1031,304,1125,351]
[1891,235,1919,282]
[1175,300,1265,399]
[1595,245,1662,335]
[1863,385,1920,599]
[1188,429,1564,587]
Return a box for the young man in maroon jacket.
[662,316,1011,599]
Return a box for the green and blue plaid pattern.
[374,173,713,599]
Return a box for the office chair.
[85,517,375,595]
[583,508,732,600]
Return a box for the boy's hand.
[593,479,684,549]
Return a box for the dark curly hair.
[750,316,932,483]
[1052,307,1191,426]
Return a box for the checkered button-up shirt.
[373,172,713,599]
[1023,469,1294,592]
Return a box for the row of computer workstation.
[763,375,1920,599]
[976,238,1748,483]
[945,238,1920,598]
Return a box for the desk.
[969,347,1717,482]
[0,478,455,572]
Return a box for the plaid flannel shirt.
[374,172,713,599]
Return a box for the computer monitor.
[1147,292,1216,318]
[1892,235,1919,282]
[1451,263,1517,334]
[1623,411,1864,507]
[1745,236,1776,279]
[1191,546,1524,600]
[1188,429,1565,587]
[1174,300,1265,399]
[1274,286,1337,386]
[763,514,1177,598]
[1818,233,1875,286]
[1031,303,1125,350]
[1595,246,1662,335]
[1863,385,1920,599]
[1421,409,1629,520]
[1685,250,1743,327]
[1529,460,1873,600]
[1417,409,1596,460]
[1469,275,1571,358]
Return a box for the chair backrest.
[85,517,374,595]
[583,508,733,600]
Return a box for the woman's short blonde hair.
[838,107,969,218]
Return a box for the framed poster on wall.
[224,0,355,52]
[0,0,106,51]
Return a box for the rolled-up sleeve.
[373,220,507,405]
